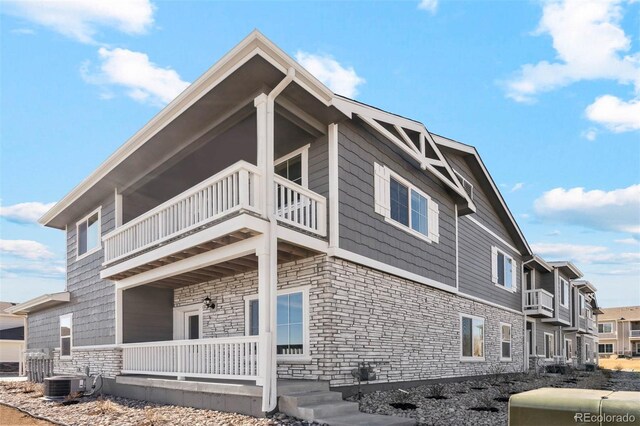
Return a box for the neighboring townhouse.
[0,301,26,374]
[3,31,598,417]
[597,306,640,358]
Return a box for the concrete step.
[278,380,329,394]
[315,412,416,426]
[280,389,344,407]
[296,400,361,419]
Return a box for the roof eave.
[4,292,71,315]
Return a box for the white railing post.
[238,169,249,208]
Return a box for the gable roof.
[431,133,532,256]
[598,306,640,321]
[548,261,583,280]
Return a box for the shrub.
[139,408,167,426]
[91,396,122,416]
[428,383,447,399]
[614,364,623,372]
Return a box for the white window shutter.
[428,198,439,243]
[491,246,498,284]
[511,259,518,292]
[373,163,390,217]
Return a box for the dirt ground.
[598,357,640,371]
[0,404,55,425]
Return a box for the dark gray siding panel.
[309,135,328,198]
[458,217,522,311]
[123,286,173,343]
[28,194,116,350]
[539,271,555,294]
[337,120,456,287]
[535,322,557,357]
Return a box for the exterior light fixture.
[203,296,215,310]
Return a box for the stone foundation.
[54,347,122,379]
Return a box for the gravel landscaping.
[348,370,640,426]
[0,381,322,426]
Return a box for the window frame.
[59,313,73,360]
[385,169,432,243]
[172,303,203,340]
[544,332,555,360]
[493,246,516,293]
[579,294,585,318]
[559,277,569,308]
[244,285,311,362]
[598,343,614,354]
[75,207,102,260]
[459,314,485,362]
[598,322,614,334]
[274,144,309,188]
[500,322,512,361]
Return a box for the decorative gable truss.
[345,103,476,214]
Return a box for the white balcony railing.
[524,289,554,313]
[103,161,260,264]
[121,336,259,380]
[274,175,327,236]
[631,329,640,338]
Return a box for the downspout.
[522,258,535,372]
[262,67,296,413]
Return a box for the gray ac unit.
[43,376,86,399]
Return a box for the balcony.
[524,289,554,318]
[101,160,327,279]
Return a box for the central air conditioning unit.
[43,376,86,399]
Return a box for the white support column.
[114,188,123,228]
[115,287,123,344]
[255,93,269,218]
[328,123,339,249]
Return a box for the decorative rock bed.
[349,370,640,426]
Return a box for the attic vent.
[453,170,474,201]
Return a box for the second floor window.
[492,247,516,291]
[275,154,303,186]
[77,208,101,258]
[579,294,585,316]
[598,322,613,333]
[559,278,569,308]
[389,177,429,236]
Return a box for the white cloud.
[581,128,598,141]
[585,95,640,132]
[295,51,365,98]
[418,0,438,13]
[0,201,55,224]
[531,242,640,266]
[82,47,190,106]
[511,182,525,192]
[534,184,640,234]
[505,0,640,134]
[3,0,154,44]
[0,240,55,260]
[615,238,639,245]
[546,230,561,236]
[0,262,65,279]
[10,28,36,35]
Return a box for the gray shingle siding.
[27,194,116,350]
[308,135,328,198]
[458,217,522,311]
[337,120,456,288]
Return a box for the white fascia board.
[5,292,70,315]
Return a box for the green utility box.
[508,388,640,426]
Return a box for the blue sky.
[1,0,638,307]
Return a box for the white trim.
[114,236,261,290]
[466,216,521,255]
[114,189,123,228]
[328,247,457,294]
[115,288,123,344]
[328,123,339,249]
[76,206,102,260]
[274,144,309,188]
[544,332,555,360]
[526,319,536,357]
[579,293,586,318]
[460,313,485,362]
[244,285,311,362]
[559,277,569,308]
[68,344,121,351]
[455,203,459,290]
[4,292,70,315]
[597,342,615,354]
[597,321,615,334]
[173,303,204,340]
[59,313,73,360]
[500,322,512,361]
[275,225,328,253]
[564,337,573,361]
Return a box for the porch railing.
[524,289,554,314]
[274,175,326,236]
[103,161,261,264]
[121,336,259,380]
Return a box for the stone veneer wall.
[54,347,122,379]
[174,254,525,387]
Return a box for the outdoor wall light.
[203,296,215,310]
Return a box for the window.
[544,333,555,359]
[274,145,309,188]
[373,163,439,243]
[76,208,101,258]
[598,322,614,334]
[246,287,309,359]
[501,323,512,361]
[565,339,573,360]
[559,277,569,308]
[453,170,474,201]
[579,294,585,317]
[172,304,202,340]
[492,247,516,291]
[460,315,484,360]
[599,343,614,354]
[60,314,72,359]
